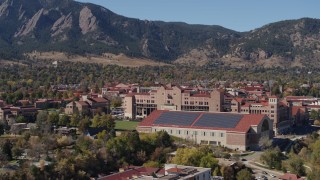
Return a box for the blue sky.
[76,0,320,32]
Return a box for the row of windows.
[184,101,209,105]
[240,109,275,113]
[201,140,222,146]
[136,99,155,103]
[154,129,224,137]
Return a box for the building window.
[211,132,215,136]
[200,140,208,145]
[210,141,217,145]
[220,133,224,137]
[193,131,197,135]
[176,130,181,135]
[199,102,203,105]
[170,130,173,134]
[203,132,206,136]
[204,102,209,105]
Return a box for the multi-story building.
[284,96,318,106]
[65,97,109,116]
[230,96,291,134]
[123,84,224,119]
[137,110,273,151]
[0,106,38,124]
[65,101,90,115]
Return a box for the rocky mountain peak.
[79,6,97,34]
[0,0,319,68]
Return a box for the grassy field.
[115,121,139,131]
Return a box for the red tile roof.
[167,167,182,173]
[138,110,266,133]
[244,87,264,92]
[242,103,252,107]
[234,98,244,103]
[292,106,304,116]
[77,101,89,106]
[279,173,304,180]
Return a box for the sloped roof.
[76,101,89,106]
[279,173,304,180]
[292,106,305,116]
[99,167,162,180]
[138,110,266,133]
[167,167,182,173]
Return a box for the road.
[240,125,319,179]
[242,152,283,179]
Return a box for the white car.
[270,174,276,178]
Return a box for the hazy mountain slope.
[0,0,319,67]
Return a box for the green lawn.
[115,121,139,131]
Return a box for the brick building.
[137,110,273,151]
[99,164,212,180]
[230,96,292,134]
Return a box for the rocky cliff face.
[79,6,97,34]
[51,13,72,37]
[0,0,320,67]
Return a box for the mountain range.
[1,0,320,67]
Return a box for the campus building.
[137,110,273,151]
[123,84,224,119]
[99,164,212,180]
[230,96,292,134]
